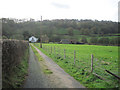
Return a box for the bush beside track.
[2,39,29,88]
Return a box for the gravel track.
[23,45,86,88]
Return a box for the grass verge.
[30,44,53,74]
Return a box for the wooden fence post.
[47,46,48,52]
[48,46,50,53]
[64,49,66,59]
[54,46,55,54]
[43,46,44,50]
[46,46,47,52]
[105,70,120,80]
[47,46,49,53]
[51,46,52,53]
[58,47,60,56]
[74,50,76,65]
[59,47,61,56]
[91,54,93,73]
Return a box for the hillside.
[2,18,119,45]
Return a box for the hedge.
[2,39,29,88]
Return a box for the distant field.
[59,34,120,42]
[33,43,119,88]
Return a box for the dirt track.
[23,45,86,88]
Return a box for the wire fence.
[34,43,119,85]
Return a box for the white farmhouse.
[29,36,38,43]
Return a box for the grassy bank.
[33,43,119,88]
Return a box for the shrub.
[89,37,98,44]
[109,37,118,46]
[97,37,109,45]
[81,37,88,43]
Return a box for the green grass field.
[58,34,120,43]
[33,43,119,88]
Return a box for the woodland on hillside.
[2,18,119,45]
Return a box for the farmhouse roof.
[29,36,38,42]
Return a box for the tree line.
[2,18,119,45]
[80,36,119,46]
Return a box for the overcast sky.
[0,0,119,22]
